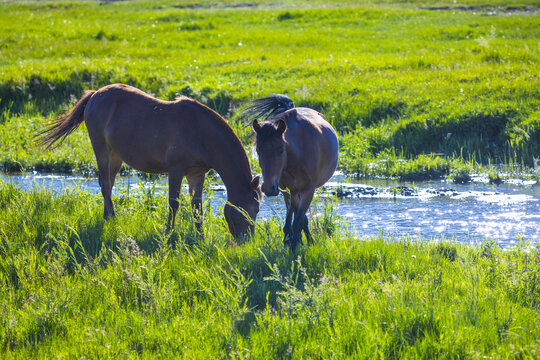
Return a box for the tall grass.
[1,179,539,358]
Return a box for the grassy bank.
[1,180,539,358]
[0,0,538,179]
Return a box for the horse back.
[83,84,211,173]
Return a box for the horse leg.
[187,172,206,237]
[289,188,315,253]
[282,190,294,245]
[166,165,185,232]
[302,214,314,245]
[288,192,307,245]
[105,153,122,217]
[95,148,122,219]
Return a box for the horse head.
[253,117,288,197]
[224,175,262,237]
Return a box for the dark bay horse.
[39,84,262,237]
[246,94,339,252]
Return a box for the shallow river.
[1,172,539,248]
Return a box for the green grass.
[1,179,539,358]
[1,2,539,357]
[0,0,538,179]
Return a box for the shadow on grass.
[0,71,136,119]
[0,71,235,121]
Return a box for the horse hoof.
[288,237,301,253]
[288,241,298,254]
[283,234,291,246]
[103,211,115,220]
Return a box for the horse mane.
[241,94,295,126]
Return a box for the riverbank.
[1,181,539,358]
[1,110,538,182]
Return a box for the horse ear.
[251,175,260,189]
[276,119,287,134]
[252,119,261,133]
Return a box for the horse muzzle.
[262,183,280,197]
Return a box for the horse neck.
[213,150,253,201]
[202,113,253,202]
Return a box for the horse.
[38,83,262,238]
[245,94,339,252]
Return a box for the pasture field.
[1,1,540,359]
[1,180,539,358]
[0,0,538,180]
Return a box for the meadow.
[1,180,539,358]
[0,0,538,180]
[1,0,540,358]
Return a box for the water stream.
[2,172,539,248]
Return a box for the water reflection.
[1,172,538,248]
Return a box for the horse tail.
[37,90,96,149]
[241,94,295,124]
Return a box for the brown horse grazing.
[38,84,262,238]
[245,94,339,252]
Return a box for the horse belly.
[104,125,171,173]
